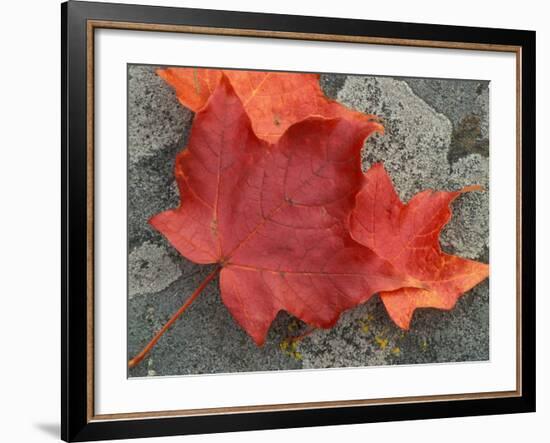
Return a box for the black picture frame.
[62,1,536,441]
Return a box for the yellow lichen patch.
[287,319,299,333]
[279,338,302,361]
[358,314,373,334]
[421,339,428,352]
[375,336,389,350]
[279,339,289,352]
[391,347,401,356]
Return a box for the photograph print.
[127,65,490,377]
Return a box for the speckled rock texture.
[128,66,490,377]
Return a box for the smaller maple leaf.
[157,67,382,143]
[350,163,489,329]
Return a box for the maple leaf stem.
[128,266,221,369]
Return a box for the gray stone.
[128,65,193,165]
[127,67,490,377]
[128,266,303,377]
[336,76,453,199]
[403,78,490,164]
[127,66,193,250]
[129,241,183,298]
[319,73,348,100]
[443,154,490,259]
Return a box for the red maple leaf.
[350,163,490,329]
[129,77,419,368]
[157,67,382,143]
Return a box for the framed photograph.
[62,1,535,441]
